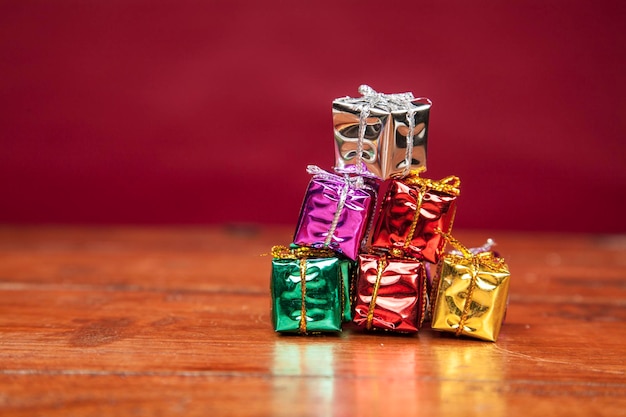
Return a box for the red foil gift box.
[353,253,427,333]
[369,173,460,264]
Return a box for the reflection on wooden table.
[0,225,624,416]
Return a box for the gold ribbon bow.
[402,170,461,197]
[271,245,336,260]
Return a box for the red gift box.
[353,253,427,333]
[369,173,460,264]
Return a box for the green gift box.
[270,246,354,334]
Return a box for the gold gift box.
[431,246,510,342]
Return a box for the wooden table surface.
[0,225,625,416]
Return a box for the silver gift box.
[332,85,431,180]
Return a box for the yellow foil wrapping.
[431,233,510,342]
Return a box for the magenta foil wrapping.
[293,174,376,260]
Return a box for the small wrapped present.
[353,253,427,333]
[430,232,510,342]
[270,245,355,334]
[369,171,460,264]
[333,85,432,180]
[293,165,377,260]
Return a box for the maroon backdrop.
[1,1,625,233]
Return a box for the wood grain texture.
[1,226,625,416]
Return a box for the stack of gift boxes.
[270,85,510,342]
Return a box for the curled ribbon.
[331,164,379,180]
[306,165,376,188]
[335,85,430,112]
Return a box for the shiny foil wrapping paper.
[333,85,431,180]
[337,257,355,322]
[270,246,355,334]
[353,253,427,333]
[431,250,510,342]
[369,175,460,264]
[293,167,377,260]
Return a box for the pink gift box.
[293,166,377,260]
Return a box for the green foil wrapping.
[271,251,354,334]
[339,259,355,322]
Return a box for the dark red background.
[1,1,625,233]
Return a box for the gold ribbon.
[404,187,428,250]
[399,171,460,252]
[435,229,472,259]
[402,171,461,197]
[271,245,336,260]
[434,229,506,270]
[366,254,388,330]
[455,257,480,336]
[298,258,307,333]
[434,229,505,336]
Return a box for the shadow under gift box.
[271,254,355,334]
[293,168,377,261]
[369,175,460,264]
[430,251,510,342]
[332,88,431,181]
[353,253,428,333]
